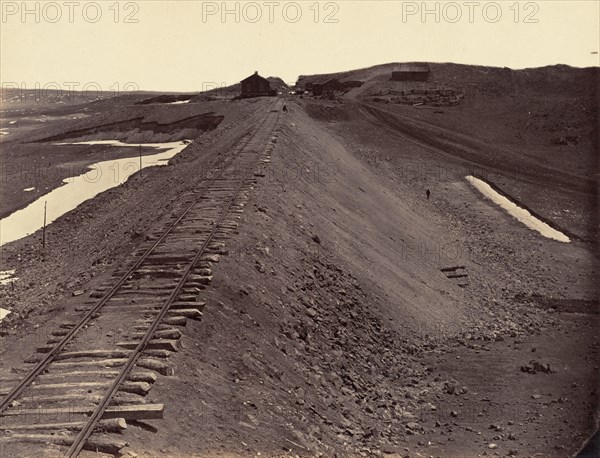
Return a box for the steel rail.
[66,121,276,456]
[0,126,262,415]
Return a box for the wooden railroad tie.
[441,266,469,288]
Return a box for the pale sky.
[1,0,599,92]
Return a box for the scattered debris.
[521,360,554,374]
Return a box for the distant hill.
[297,63,399,87]
[297,61,598,157]
[266,77,290,93]
[296,62,599,100]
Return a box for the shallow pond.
[0,140,189,246]
[466,175,570,243]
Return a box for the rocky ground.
[0,83,598,457]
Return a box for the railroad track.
[0,100,282,457]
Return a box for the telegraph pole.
[42,201,47,249]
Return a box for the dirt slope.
[114,99,597,457]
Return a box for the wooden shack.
[240,72,273,98]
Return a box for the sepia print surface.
[0,1,598,457]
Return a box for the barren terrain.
[0,63,598,457]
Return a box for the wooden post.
[42,201,47,249]
[139,145,142,177]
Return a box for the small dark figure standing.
[426,189,431,200]
[282,105,288,113]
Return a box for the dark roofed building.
[241,71,274,98]
[392,64,430,82]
